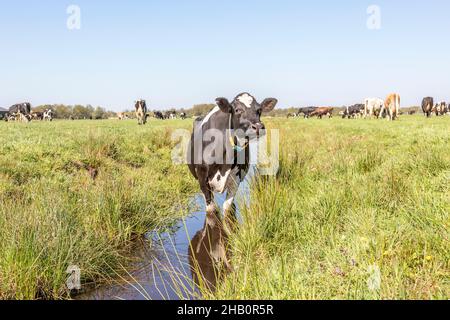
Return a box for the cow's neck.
[228,114,248,152]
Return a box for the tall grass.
[0,120,196,299]
[211,116,449,300]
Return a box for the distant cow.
[135,100,148,125]
[43,109,54,121]
[180,112,187,120]
[364,98,384,119]
[188,93,277,222]
[383,93,401,121]
[298,107,317,119]
[422,97,434,118]
[408,110,417,115]
[154,111,164,120]
[436,101,447,116]
[32,112,44,121]
[117,112,125,120]
[343,104,365,119]
[310,107,333,119]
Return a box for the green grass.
[0,119,197,299]
[210,116,449,300]
[1,116,449,300]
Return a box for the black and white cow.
[342,104,365,119]
[43,109,54,121]
[180,112,187,120]
[135,100,148,125]
[188,93,277,221]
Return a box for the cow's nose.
[251,123,265,134]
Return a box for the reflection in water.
[76,165,254,300]
[189,210,232,292]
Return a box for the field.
[0,120,196,299]
[0,116,449,300]
[212,116,450,300]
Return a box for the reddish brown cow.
[310,107,334,119]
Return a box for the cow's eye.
[235,108,244,115]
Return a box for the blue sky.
[1,0,449,111]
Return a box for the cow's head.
[215,93,277,140]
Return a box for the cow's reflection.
[188,210,233,292]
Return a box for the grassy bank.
[212,116,449,300]
[0,119,196,299]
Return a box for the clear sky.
[1,0,449,111]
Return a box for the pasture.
[0,115,449,300]
[0,119,197,299]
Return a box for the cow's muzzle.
[250,123,265,137]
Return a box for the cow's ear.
[216,98,232,114]
[261,98,278,113]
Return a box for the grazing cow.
[383,93,401,121]
[180,112,187,120]
[135,100,148,125]
[422,97,434,118]
[310,107,333,119]
[298,107,317,119]
[364,98,384,119]
[188,93,277,222]
[32,112,44,121]
[153,111,164,120]
[43,109,54,121]
[117,112,125,120]
[343,104,365,119]
[408,110,417,115]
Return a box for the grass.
[0,119,197,299]
[209,116,449,300]
[1,116,449,300]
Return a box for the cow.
[135,100,148,125]
[180,112,187,120]
[298,107,317,119]
[188,93,277,227]
[43,109,54,121]
[343,104,365,119]
[164,111,176,119]
[153,111,164,120]
[117,112,125,120]
[310,107,333,119]
[364,98,385,119]
[0,108,8,120]
[408,110,417,115]
[383,93,401,121]
[31,112,44,121]
[436,101,447,116]
[422,97,434,118]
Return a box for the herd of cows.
[289,95,450,120]
[1,95,449,125]
[0,103,54,122]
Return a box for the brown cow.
[383,93,401,121]
[310,107,333,119]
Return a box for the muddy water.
[76,166,254,300]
